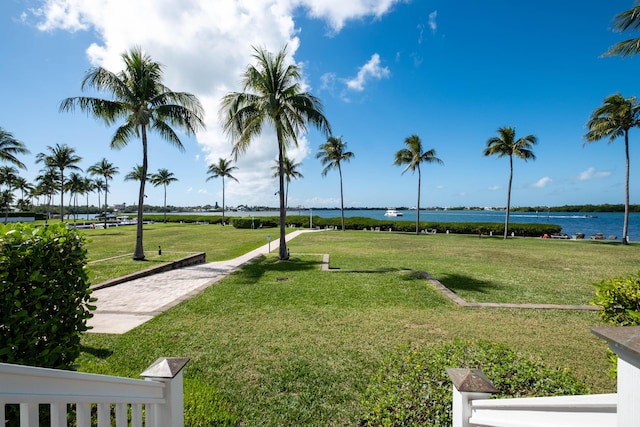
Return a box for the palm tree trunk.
[276,128,288,260]
[59,173,65,221]
[416,168,422,235]
[222,176,226,226]
[339,165,345,232]
[133,127,148,260]
[504,156,513,239]
[163,184,167,223]
[103,177,109,229]
[623,132,630,244]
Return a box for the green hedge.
[0,223,94,369]
[361,340,589,426]
[231,215,561,237]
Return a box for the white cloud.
[345,53,390,91]
[488,185,500,191]
[532,176,552,188]
[577,167,611,181]
[428,10,437,34]
[31,0,400,206]
[296,0,404,33]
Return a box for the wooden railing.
[448,326,640,427]
[0,357,189,427]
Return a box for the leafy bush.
[0,223,94,369]
[360,340,589,426]
[591,272,640,377]
[592,271,640,326]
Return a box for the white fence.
[0,357,188,427]
[449,326,640,427]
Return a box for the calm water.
[207,208,640,241]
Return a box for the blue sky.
[1,0,640,209]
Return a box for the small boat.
[384,208,403,217]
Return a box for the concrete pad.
[88,313,155,334]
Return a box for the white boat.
[384,208,403,217]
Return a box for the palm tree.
[393,135,443,235]
[82,177,94,219]
[150,168,178,223]
[0,127,30,169]
[65,172,84,224]
[87,158,119,229]
[93,178,105,218]
[483,126,537,239]
[604,4,640,57]
[220,45,331,259]
[584,93,640,244]
[35,167,60,221]
[0,166,18,223]
[124,165,147,183]
[316,136,355,232]
[60,46,205,261]
[13,176,33,202]
[271,156,303,210]
[206,158,238,225]
[35,143,82,221]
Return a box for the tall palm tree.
[13,176,33,202]
[60,46,205,261]
[206,158,238,225]
[0,166,17,192]
[271,156,303,210]
[93,178,105,218]
[0,127,30,169]
[316,136,355,232]
[35,167,60,221]
[82,177,94,219]
[0,166,18,223]
[604,3,640,57]
[483,126,537,239]
[35,143,82,221]
[65,172,84,224]
[87,158,119,229]
[150,168,178,223]
[393,135,443,235]
[220,45,331,259]
[584,93,640,244]
[124,165,147,183]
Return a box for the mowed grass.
[77,227,635,425]
[83,223,279,284]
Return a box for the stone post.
[446,368,498,427]
[140,357,190,427]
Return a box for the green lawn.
[83,223,279,284]
[77,227,632,425]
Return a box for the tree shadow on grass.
[438,273,501,295]
[232,256,323,285]
[80,345,113,359]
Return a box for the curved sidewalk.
[88,230,313,334]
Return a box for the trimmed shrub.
[591,272,640,377]
[592,271,640,326]
[230,215,561,236]
[360,340,589,426]
[0,223,94,369]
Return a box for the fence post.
[592,326,640,427]
[446,368,497,427]
[140,357,190,427]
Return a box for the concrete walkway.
[88,230,314,334]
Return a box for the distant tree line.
[513,204,640,213]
